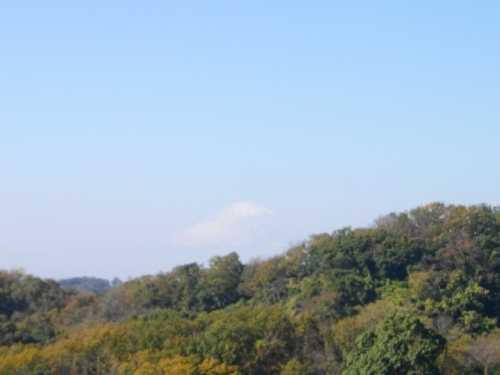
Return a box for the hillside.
[0,202,499,374]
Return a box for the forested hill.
[58,277,112,294]
[1,202,499,374]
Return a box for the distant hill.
[58,276,111,294]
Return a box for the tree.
[199,252,243,310]
[280,358,314,375]
[238,256,288,303]
[344,313,446,375]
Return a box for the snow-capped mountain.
[166,202,300,263]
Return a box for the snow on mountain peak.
[165,202,295,259]
[216,202,274,219]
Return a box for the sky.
[1,1,499,280]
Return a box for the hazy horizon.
[2,2,499,280]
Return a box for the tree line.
[0,202,499,374]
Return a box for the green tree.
[344,313,446,375]
[280,358,314,375]
[199,252,243,310]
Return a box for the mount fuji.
[165,202,301,264]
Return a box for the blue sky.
[1,2,499,279]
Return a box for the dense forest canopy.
[1,202,500,374]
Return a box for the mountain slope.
[166,202,299,262]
